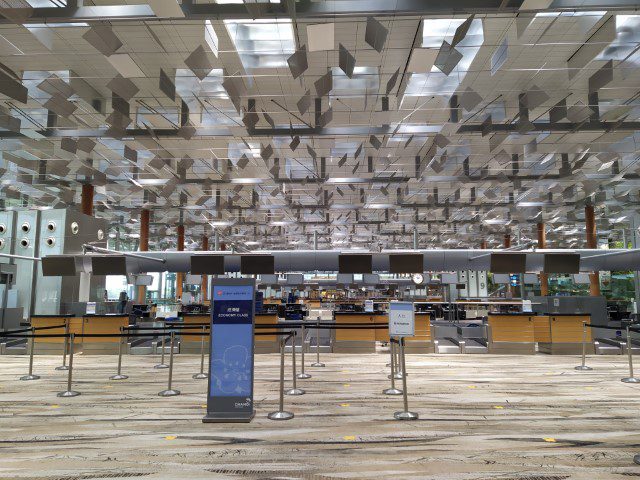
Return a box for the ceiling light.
[224,19,295,69]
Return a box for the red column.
[480,240,487,250]
[136,209,150,303]
[176,225,185,300]
[81,184,94,216]
[585,205,601,296]
[201,235,209,304]
[537,222,549,296]
[503,233,511,248]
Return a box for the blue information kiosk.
[203,278,256,423]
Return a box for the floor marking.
[340,403,350,407]
[50,405,60,409]
[543,437,556,443]
[165,435,177,440]
[201,404,207,408]
[493,406,504,409]
[467,385,477,389]
[343,435,356,441]
[343,384,350,387]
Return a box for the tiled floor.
[1,352,640,479]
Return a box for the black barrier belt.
[1,323,67,336]
[584,323,640,334]
[254,322,389,329]
[0,330,297,340]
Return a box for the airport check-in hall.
[2,1,640,479]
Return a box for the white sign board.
[86,302,96,315]
[364,299,374,313]
[522,299,532,313]
[389,301,415,337]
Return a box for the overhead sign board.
[203,278,255,423]
[389,301,415,338]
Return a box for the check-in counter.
[487,313,535,354]
[539,314,592,355]
[180,313,210,353]
[404,312,434,353]
[334,312,378,353]
[81,314,130,354]
[255,313,279,353]
[29,315,81,354]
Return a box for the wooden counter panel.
[81,316,129,343]
[335,314,375,341]
[373,314,389,341]
[406,314,431,342]
[488,315,534,342]
[182,315,209,341]
[30,316,82,343]
[255,314,279,342]
[550,315,591,343]
[533,316,551,343]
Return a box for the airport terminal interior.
[3,0,640,479]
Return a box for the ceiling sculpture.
[0,1,639,252]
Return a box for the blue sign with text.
[204,279,256,423]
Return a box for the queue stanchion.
[193,325,208,380]
[20,327,40,381]
[394,341,404,379]
[110,328,128,380]
[383,337,402,395]
[621,325,640,384]
[154,327,169,369]
[57,333,80,397]
[55,320,70,371]
[311,317,324,367]
[297,323,311,379]
[574,321,593,371]
[393,337,418,420]
[268,336,294,420]
[158,331,180,396]
[286,332,305,396]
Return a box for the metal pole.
[110,328,128,380]
[268,336,294,420]
[193,325,208,379]
[154,325,168,369]
[55,320,69,371]
[286,332,304,395]
[159,331,180,396]
[383,338,402,395]
[20,327,40,381]
[297,323,311,379]
[622,326,640,383]
[311,317,324,367]
[394,337,418,420]
[393,340,403,379]
[575,321,592,371]
[57,333,80,397]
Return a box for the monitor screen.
[240,255,275,274]
[490,253,527,273]
[41,255,77,276]
[185,274,201,285]
[543,253,580,274]
[91,255,127,275]
[523,273,540,284]
[286,273,304,285]
[134,274,153,286]
[190,255,224,274]
[337,273,353,285]
[260,274,278,284]
[440,272,458,284]
[389,253,424,273]
[338,254,372,273]
[493,273,511,284]
[573,273,591,284]
[363,273,379,284]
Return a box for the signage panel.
[389,301,415,337]
[203,278,255,423]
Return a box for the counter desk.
[255,313,279,353]
[180,313,210,353]
[404,312,434,353]
[536,313,592,354]
[80,314,130,354]
[487,313,536,354]
[333,312,384,353]
[29,315,80,354]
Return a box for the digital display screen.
[190,255,225,274]
[41,256,77,276]
[389,253,424,273]
[543,253,580,274]
[490,253,526,273]
[338,254,372,273]
[240,255,274,274]
[91,255,127,275]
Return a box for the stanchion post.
[268,336,294,420]
[110,327,128,380]
[154,326,169,369]
[575,321,593,371]
[159,331,180,396]
[193,325,208,380]
[383,338,402,395]
[311,317,324,367]
[286,332,305,395]
[55,320,69,371]
[57,333,80,397]
[20,327,40,381]
[622,325,640,383]
[297,323,311,379]
[393,337,418,420]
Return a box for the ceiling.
[0,0,639,252]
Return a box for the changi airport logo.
[234,398,252,408]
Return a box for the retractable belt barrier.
[1,323,67,336]
[579,323,640,383]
